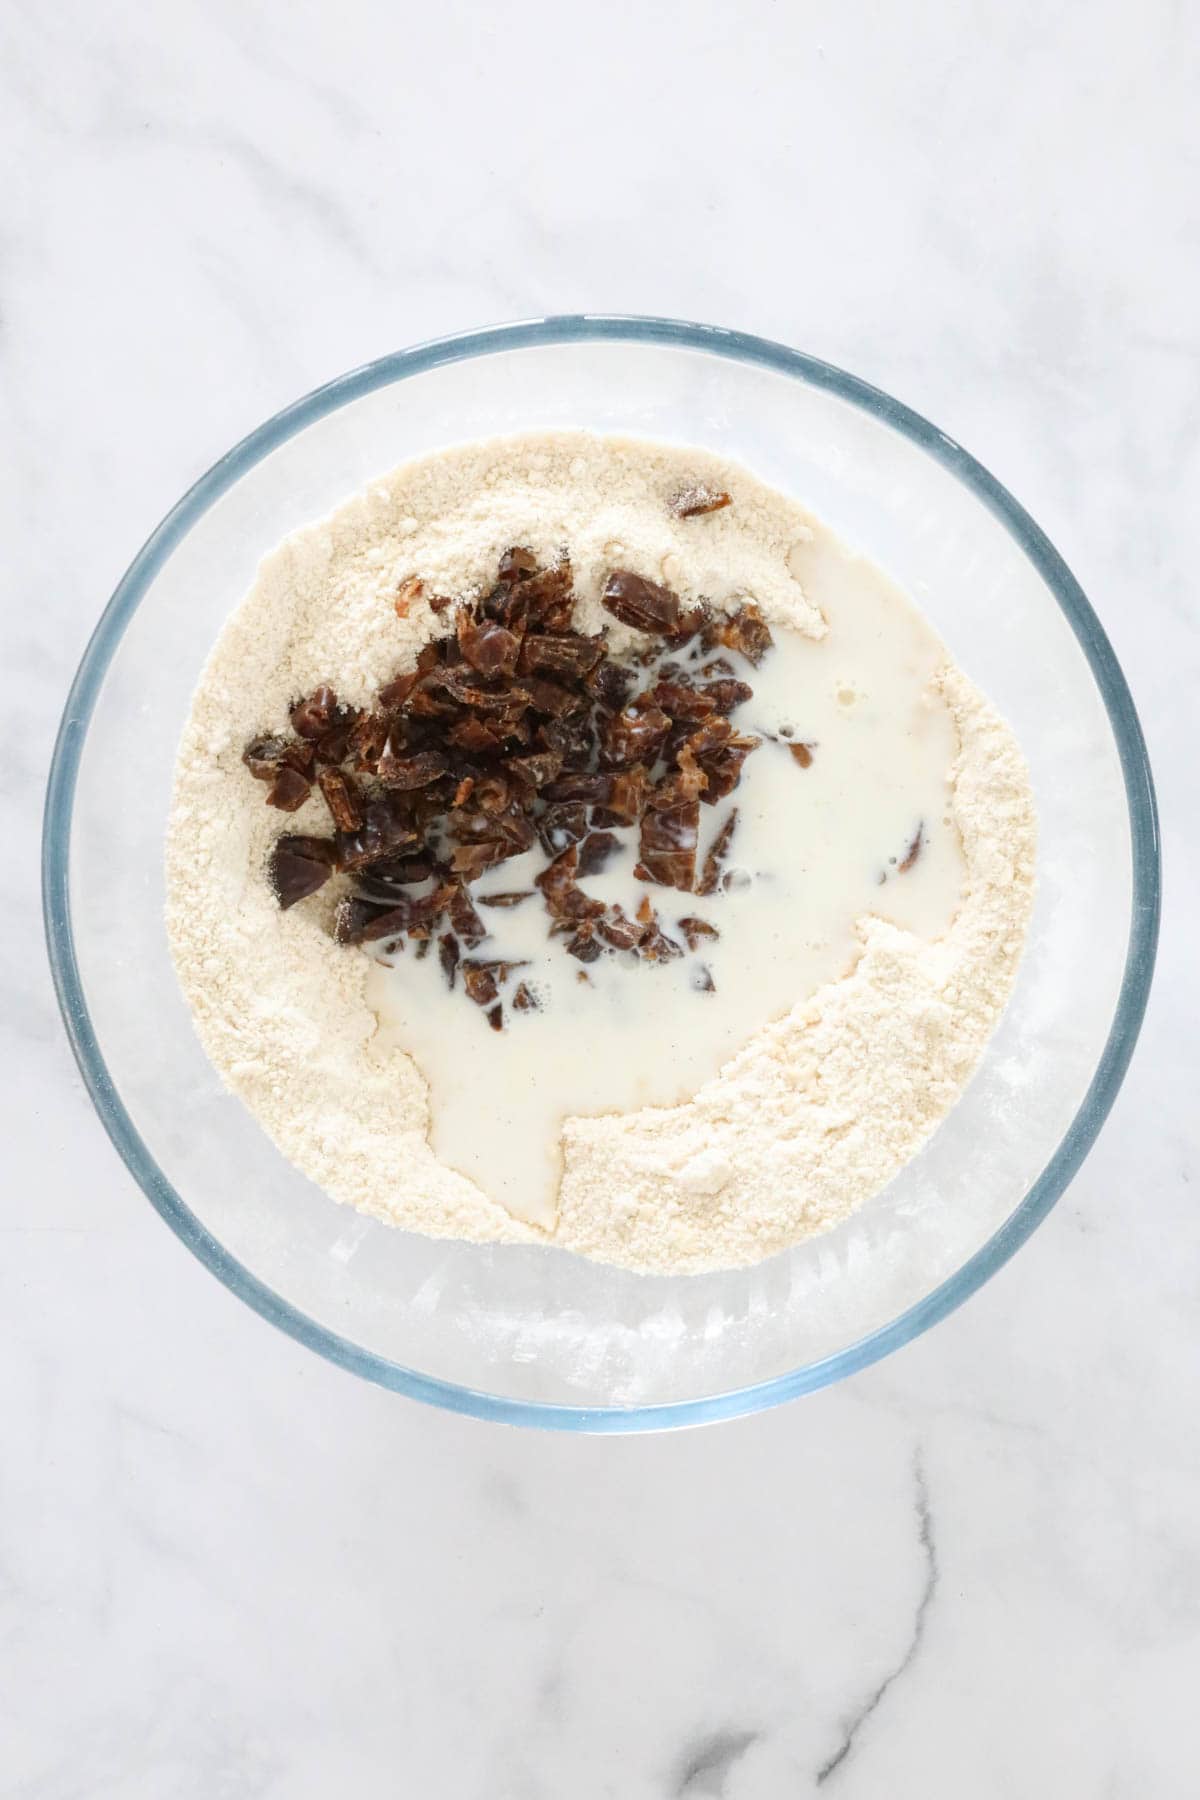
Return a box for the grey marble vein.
[816,1448,939,1786]
[674,1728,760,1798]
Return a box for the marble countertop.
[5,3,1196,1793]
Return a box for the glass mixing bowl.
[43,317,1160,1430]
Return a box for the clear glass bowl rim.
[41,314,1161,1433]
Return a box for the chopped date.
[542,770,611,806]
[461,960,527,1009]
[635,799,700,892]
[898,825,923,873]
[446,715,506,755]
[266,765,313,812]
[317,767,363,832]
[537,801,589,854]
[596,907,644,952]
[519,561,575,628]
[651,679,717,721]
[445,882,486,948]
[450,840,512,879]
[336,885,449,945]
[457,612,522,678]
[335,799,420,871]
[525,676,583,718]
[269,835,336,909]
[477,890,534,909]
[603,701,671,767]
[592,765,648,829]
[333,895,389,944]
[789,742,814,769]
[290,685,338,740]
[702,678,753,712]
[669,484,732,518]
[678,916,719,951]
[395,574,424,616]
[347,711,391,771]
[577,831,620,877]
[602,569,681,635]
[243,734,289,781]
[706,602,773,666]
[438,932,460,989]
[352,859,439,903]
[696,808,739,896]
[639,920,684,962]
[436,666,532,712]
[584,658,635,712]
[518,633,603,681]
[566,923,603,964]
[651,747,708,810]
[512,980,539,1012]
[498,545,539,582]
[506,750,563,791]
[696,734,759,802]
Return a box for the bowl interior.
[53,326,1148,1420]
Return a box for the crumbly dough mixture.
[166,432,1036,1274]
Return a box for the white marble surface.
[4,2,1197,1793]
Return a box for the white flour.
[165,432,1036,1274]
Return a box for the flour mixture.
[165,433,1036,1273]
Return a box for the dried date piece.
[702,678,753,713]
[395,574,424,616]
[266,765,313,812]
[592,765,648,829]
[317,768,363,832]
[461,962,499,1009]
[335,885,450,945]
[898,825,923,873]
[678,916,719,951]
[706,602,774,665]
[635,799,700,892]
[696,808,739,896]
[669,484,732,518]
[604,700,671,767]
[290,685,338,740]
[446,882,486,948]
[638,918,684,962]
[499,545,539,582]
[518,633,603,682]
[377,743,449,790]
[457,611,523,679]
[335,798,421,871]
[538,801,589,855]
[243,735,289,781]
[512,981,539,1012]
[585,658,635,712]
[566,922,603,963]
[602,570,681,636]
[347,711,391,772]
[269,835,336,909]
[438,931,460,989]
[577,831,620,877]
[789,742,814,769]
